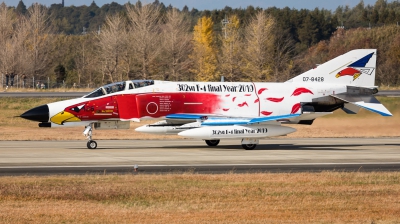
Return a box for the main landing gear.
[241,144,257,150]
[204,139,259,150]
[205,140,220,146]
[83,124,97,149]
[241,139,259,150]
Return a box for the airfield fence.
[1,74,86,90]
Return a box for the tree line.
[1,0,400,88]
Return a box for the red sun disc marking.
[146,102,158,115]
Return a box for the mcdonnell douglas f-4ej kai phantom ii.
[21,49,392,150]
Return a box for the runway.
[0,138,399,175]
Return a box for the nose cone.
[20,104,49,122]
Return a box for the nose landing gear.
[83,124,97,149]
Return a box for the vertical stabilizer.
[287,49,377,87]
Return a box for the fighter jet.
[20,49,391,149]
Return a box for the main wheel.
[87,140,97,149]
[205,140,220,147]
[242,144,257,150]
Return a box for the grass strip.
[0,172,399,223]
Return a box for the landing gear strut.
[83,124,97,149]
[205,140,220,147]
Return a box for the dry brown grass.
[0,172,399,223]
[0,97,399,140]
[1,87,94,92]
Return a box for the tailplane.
[287,49,377,87]
[332,88,392,116]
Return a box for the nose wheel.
[87,140,97,149]
[83,124,97,149]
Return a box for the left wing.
[165,112,332,126]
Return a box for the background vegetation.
[1,172,400,223]
[1,0,400,89]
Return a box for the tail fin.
[287,49,377,87]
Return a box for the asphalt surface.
[376,90,400,96]
[0,138,399,175]
[0,90,399,98]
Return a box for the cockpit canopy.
[84,80,154,98]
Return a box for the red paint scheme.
[66,96,120,121]
[135,93,221,118]
[115,94,139,119]
[291,103,301,114]
[266,97,284,103]
[237,102,249,107]
[291,88,313,96]
[337,67,360,77]
[261,111,273,116]
[65,93,223,120]
[258,88,267,95]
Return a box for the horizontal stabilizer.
[332,94,392,116]
[353,102,392,116]
[342,103,361,114]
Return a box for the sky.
[5,0,391,11]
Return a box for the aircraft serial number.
[303,77,324,82]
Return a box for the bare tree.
[126,3,161,79]
[19,3,54,80]
[271,30,296,82]
[161,8,192,81]
[72,34,99,86]
[242,11,276,81]
[0,3,18,78]
[218,15,243,82]
[97,14,128,84]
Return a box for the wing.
[165,112,332,126]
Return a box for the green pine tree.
[16,0,27,15]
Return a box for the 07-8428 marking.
[303,77,324,82]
